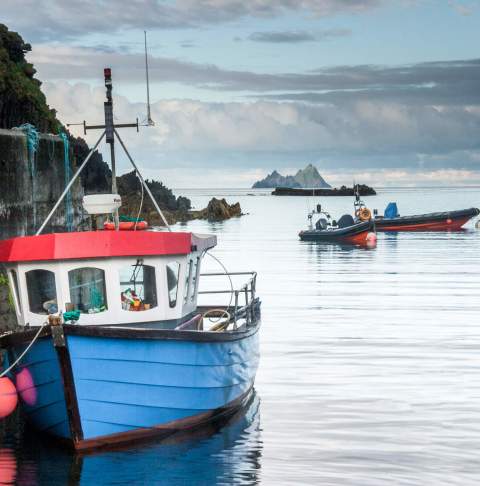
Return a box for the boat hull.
[3,315,260,451]
[375,208,479,232]
[299,220,374,244]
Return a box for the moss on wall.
[0,268,17,331]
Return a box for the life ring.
[356,207,372,222]
[104,221,149,231]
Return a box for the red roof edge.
[0,231,197,263]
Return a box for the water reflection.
[300,241,377,253]
[1,391,262,486]
[0,448,17,485]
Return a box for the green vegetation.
[0,24,61,132]
[0,271,14,310]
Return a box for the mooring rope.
[0,322,47,378]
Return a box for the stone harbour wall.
[0,128,85,331]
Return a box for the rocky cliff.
[252,170,300,189]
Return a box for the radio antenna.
[144,31,155,126]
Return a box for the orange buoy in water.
[15,368,37,406]
[0,448,17,485]
[0,377,18,419]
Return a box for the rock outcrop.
[117,172,243,225]
[194,198,242,221]
[253,164,331,189]
[272,184,376,196]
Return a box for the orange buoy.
[15,368,37,406]
[0,377,18,419]
[104,221,148,231]
[0,449,17,485]
[356,207,372,222]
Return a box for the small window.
[26,270,57,315]
[190,257,201,302]
[9,270,22,315]
[183,260,193,304]
[68,268,107,314]
[166,262,180,308]
[120,260,157,311]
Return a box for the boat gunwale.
[0,310,261,348]
[300,219,374,239]
[375,207,479,226]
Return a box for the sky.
[3,0,480,188]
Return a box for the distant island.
[252,164,331,189]
[272,184,376,196]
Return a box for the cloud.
[247,28,350,43]
[3,0,382,41]
[42,81,480,170]
[248,31,317,43]
[30,45,480,109]
[448,0,475,16]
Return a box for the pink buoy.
[0,448,17,485]
[0,377,18,419]
[15,368,37,407]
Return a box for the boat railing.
[198,271,257,328]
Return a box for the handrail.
[200,272,257,277]
[197,271,257,328]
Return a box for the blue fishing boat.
[0,69,260,451]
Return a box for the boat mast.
[144,31,155,126]
[36,68,172,235]
[104,68,120,229]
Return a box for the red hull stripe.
[377,216,470,232]
[0,231,192,263]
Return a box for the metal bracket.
[51,325,66,348]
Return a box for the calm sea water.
[2,186,480,485]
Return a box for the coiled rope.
[201,251,235,330]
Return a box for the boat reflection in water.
[3,391,262,485]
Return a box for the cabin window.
[9,270,22,315]
[190,257,201,302]
[166,261,180,308]
[183,259,193,304]
[119,260,157,311]
[26,270,57,315]
[68,268,107,314]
